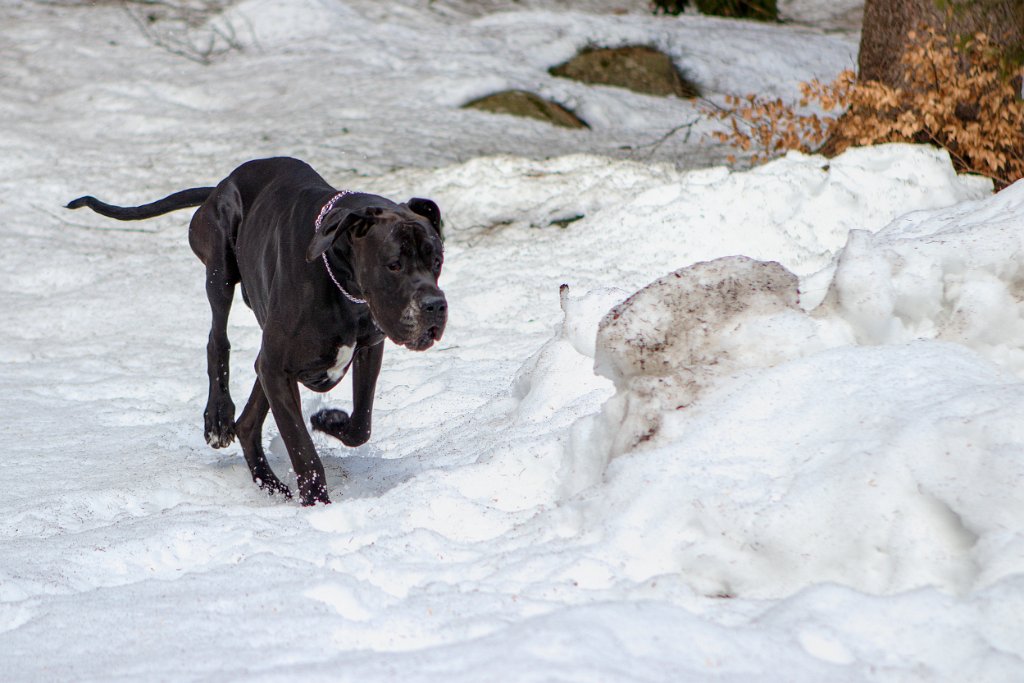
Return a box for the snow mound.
[821,178,1024,373]
[511,285,624,497]
[590,341,1024,599]
[578,179,1024,600]
[590,179,1024,463]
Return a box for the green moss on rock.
[462,90,589,129]
[549,45,700,98]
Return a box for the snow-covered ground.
[2,1,1022,681]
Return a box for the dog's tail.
[66,186,215,221]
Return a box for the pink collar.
[314,191,367,305]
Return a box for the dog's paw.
[256,476,292,499]
[311,409,370,447]
[205,425,236,449]
[300,491,331,507]
[297,476,332,507]
[311,408,349,436]
[204,400,237,448]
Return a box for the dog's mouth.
[403,325,443,352]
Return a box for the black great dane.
[68,157,447,505]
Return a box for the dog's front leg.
[311,341,384,447]
[235,375,292,499]
[258,358,330,506]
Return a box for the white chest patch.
[326,344,355,383]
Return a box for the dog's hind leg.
[188,193,241,448]
[202,266,238,448]
[235,376,291,498]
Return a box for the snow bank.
[587,340,1024,598]
[581,180,1024,602]
[821,179,1024,372]
[464,6,858,99]
[366,145,990,279]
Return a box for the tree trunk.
[858,0,1024,86]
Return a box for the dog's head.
[306,197,446,351]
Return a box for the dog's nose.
[420,294,447,318]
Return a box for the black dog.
[68,157,447,505]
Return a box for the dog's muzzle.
[404,294,447,351]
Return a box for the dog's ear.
[350,207,384,240]
[406,198,443,239]
[305,208,378,262]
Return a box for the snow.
[2,0,1023,681]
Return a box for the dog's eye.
[387,260,402,272]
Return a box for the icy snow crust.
[2,1,1023,681]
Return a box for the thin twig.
[122,0,242,65]
[623,117,701,159]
